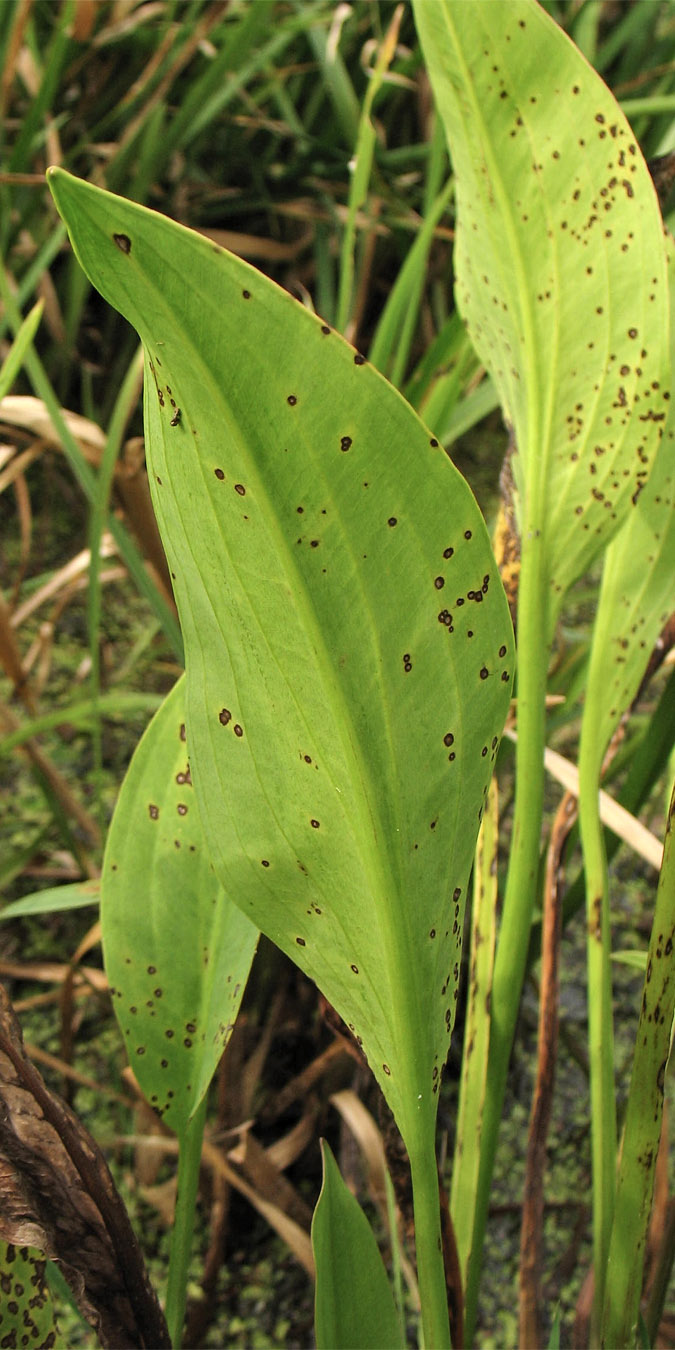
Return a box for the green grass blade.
[0,692,163,756]
[0,299,43,399]
[312,1140,403,1350]
[0,880,100,921]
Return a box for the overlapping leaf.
[102,677,258,1133]
[581,236,675,783]
[48,169,513,1153]
[412,0,670,623]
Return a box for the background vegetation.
[1,1,674,1345]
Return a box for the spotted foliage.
[101,676,258,1132]
[48,168,514,1152]
[413,0,670,624]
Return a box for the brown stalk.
[519,791,577,1348]
[0,983,170,1347]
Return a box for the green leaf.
[580,235,675,785]
[48,166,514,1162]
[412,0,670,622]
[0,880,100,921]
[101,676,258,1133]
[312,1140,403,1350]
[0,1244,66,1349]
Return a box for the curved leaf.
[581,235,675,782]
[312,1140,403,1350]
[413,0,670,621]
[48,168,514,1159]
[102,677,258,1133]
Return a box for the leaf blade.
[312,1140,404,1350]
[49,167,514,1153]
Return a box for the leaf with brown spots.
[413,0,670,618]
[102,676,258,1134]
[46,169,513,1213]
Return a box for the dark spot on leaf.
[242,289,251,299]
[296,937,306,946]
[430,438,439,448]
[443,547,454,559]
[287,394,297,406]
[340,435,352,452]
[480,667,489,680]
[628,328,638,339]
[321,324,330,335]
[170,408,181,427]
[234,484,246,495]
[464,530,472,540]
[214,468,225,480]
[388,517,397,526]
[234,724,243,737]
[354,353,365,365]
[219,708,231,726]
[351,964,359,973]
[499,644,507,658]
[184,1037,192,1047]
[113,233,131,253]
[310,818,320,829]
[177,803,187,816]
[149,804,159,819]
[444,733,454,746]
[434,577,445,590]
[383,1063,391,1075]
[261,859,270,867]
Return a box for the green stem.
[165,1095,208,1348]
[463,531,549,1346]
[409,1139,451,1349]
[578,763,616,1340]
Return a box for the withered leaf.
[0,983,169,1348]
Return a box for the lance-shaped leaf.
[412,0,670,623]
[102,676,259,1134]
[312,1140,403,1350]
[580,235,675,786]
[47,168,514,1160]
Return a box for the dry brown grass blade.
[266,1100,320,1172]
[0,0,33,121]
[504,730,664,870]
[115,1127,317,1278]
[0,395,105,459]
[10,535,117,628]
[258,1038,352,1126]
[0,443,42,493]
[60,920,102,1096]
[0,960,107,992]
[228,1126,313,1231]
[0,983,170,1347]
[115,437,175,604]
[330,1088,419,1304]
[0,587,37,712]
